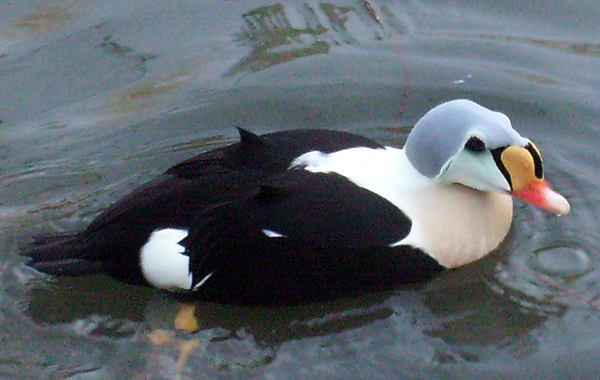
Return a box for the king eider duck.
[25,99,570,305]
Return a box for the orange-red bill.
[510,179,570,215]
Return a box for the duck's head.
[405,99,570,215]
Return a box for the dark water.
[1,0,599,379]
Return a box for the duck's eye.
[464,136,486,152]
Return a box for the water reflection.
[97,35,157,70]
[0,22,145,125]
[27,274,396,343]
[25,251,566,356]
[7,3,73,34]
[20,262,573,378]
[470,34,600,58]
[227,2,403,75]
[228,3,330,75]
[423,259,565,358]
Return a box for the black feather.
[25,232,103,275]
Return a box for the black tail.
[24,232,104,276]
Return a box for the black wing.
[237,170,412,247]
[166,128,384,178]
[183,170,441,303]
[89,128,383,232]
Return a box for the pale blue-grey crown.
[404,99,529,178]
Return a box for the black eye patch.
[490,146,512,189]
[464,136,487,152]
[525,142,544,179]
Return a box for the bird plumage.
[24,99,570,304]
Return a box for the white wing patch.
[262,229,287,238]
[192,271,215,290]
[140,228,193,291]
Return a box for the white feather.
[192,271,215,290]
[262,229,287,238]
[140,228,193,290]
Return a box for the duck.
[25,99,571,305]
